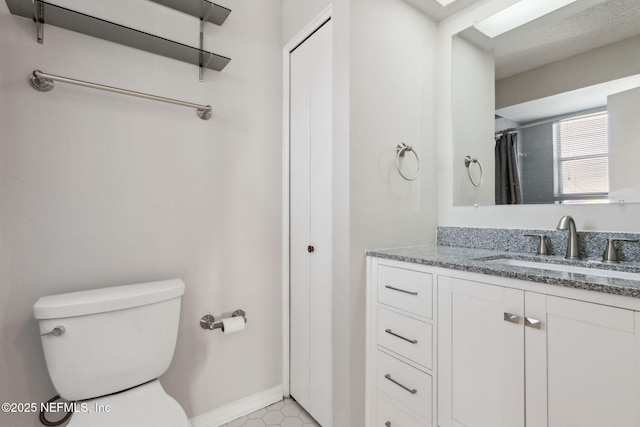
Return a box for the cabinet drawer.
[377,395,429,427]
[377,351,432,420]
[378,307,432,368]
[377,265,432,318]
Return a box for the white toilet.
[33,279,190,426]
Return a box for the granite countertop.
[367,245,640,298]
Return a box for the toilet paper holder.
[200,310,247,331]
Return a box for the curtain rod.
[495,116,556,136]
[495,108,607,136]
[29,70,212,120]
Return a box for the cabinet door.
[438,277,525,427]
[525,294,640,427]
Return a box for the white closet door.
[289,19,333,427]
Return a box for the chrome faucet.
[556,215,580,260]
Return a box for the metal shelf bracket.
[33,0,44,43]
[199,1,214,81]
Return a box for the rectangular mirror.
[452,0,640,206]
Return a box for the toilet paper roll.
[221,316,245,334]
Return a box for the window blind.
[553,112,609,197]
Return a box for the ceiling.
[496,73,640,122]
[408,0,640,79]
[403,0,480,21]
[496,0,640,79]
[451,0,640,123]
[462,0,640,80]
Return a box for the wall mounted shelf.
[148,0,231,26]
[5,0,231,74]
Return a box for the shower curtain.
[495,132,522,204]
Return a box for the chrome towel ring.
[396,143,420,181]
[464,155,483,187]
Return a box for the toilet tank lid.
[33,279,185,319]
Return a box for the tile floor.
[221,398,320,427]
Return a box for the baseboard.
[189,385,284,427]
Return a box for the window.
[553,112,609,199]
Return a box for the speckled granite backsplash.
[437,226,640,262]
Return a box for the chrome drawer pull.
[525,317,541,329]
[385,422,392,427]
[384,374,417,394]
[503,312,520,324]
[385,285,418,296]
[385,329,417,344]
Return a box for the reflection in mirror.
[452,0,640,206]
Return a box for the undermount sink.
[482,257,640,281]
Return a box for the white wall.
[496,34,640,109]
[0,1,283,425]
[350,0,438,424]
[438,0,640,232]
[452,35,495,206]
[608,86,640,202]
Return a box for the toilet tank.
[33,279,185,401]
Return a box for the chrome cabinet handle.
[384,374,417,394]
[385,422,391,427]
[384,285,418,296]
[503,312,520,324]
[41,326,65,337]
[385,329,417,344]
[525,317,541,329]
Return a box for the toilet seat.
[66,380,190,427]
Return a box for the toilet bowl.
[65,380,187,427]
[33,279,190,427]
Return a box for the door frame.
[281,5,333,398]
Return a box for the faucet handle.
[524,234,549,256]
[602,238,639,263]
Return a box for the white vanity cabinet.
[367,255,640,427]
[438,275,640,427]
[366,258,437,427]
